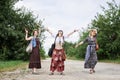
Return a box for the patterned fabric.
[83,36,98,69]
[84,45,97,68]
[50,49,65,72]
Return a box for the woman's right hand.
[25,28,28,34]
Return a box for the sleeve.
[51,34,56,38]
[63,35,68,39]
[83,37,88,43]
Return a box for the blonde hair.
[89,29,97,37]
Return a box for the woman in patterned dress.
[46,28,78,75]
[75,29,98,74]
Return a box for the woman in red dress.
[25,29,41,74]
[46,28,78,75]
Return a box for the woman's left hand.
[74,29,79,32]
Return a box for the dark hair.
[56,30,63,37]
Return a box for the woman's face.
[58,30,63,36]
[93,30,97,36]
[91,30,96,36]
[34,30,38,36]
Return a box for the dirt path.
[0,59,120,80]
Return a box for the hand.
[25,28,28,34]
[75,44,79,48]
[74,29,79,32]
[44,27,49,31]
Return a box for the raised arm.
[25,29,33,41]
[75,41,84,48]
[67,29,79,37]
[45,27,54,36]
[75,37,88,48]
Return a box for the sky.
[15,0,120,53]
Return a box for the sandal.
[60,72,63,75]
[49,72,54,75]
[90,70,93,74]
[93,70,95,73]
[32,72,38,75]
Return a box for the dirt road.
[0,59,120,80]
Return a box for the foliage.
[64,0,120,60]
[91,0,120,59]
[64,31,88,59]
[0,0,45,60]
[0,60,27,72]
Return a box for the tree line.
[0,0,45,60]
[0,0,119,61]
[64,0,120,60]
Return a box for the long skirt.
[50,49,66,72]
[29,47,41,69]
[84,45,97,69]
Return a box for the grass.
[0,60,28,72]
[67,56,84,61]
[67,56,120,64]
[99,59,120,64]
[0,58,119,72]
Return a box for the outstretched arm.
[75,41,84,48]
[25,28,33,41]
[67,29,79,37]
[45,27,53,36]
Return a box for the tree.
[91,0,120,59]
[64,31,88,59]
[64,0,120,60]
[0,0,45,60]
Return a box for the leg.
[32,68,37,74]
[92,68,95,73]
[90,68,93,74]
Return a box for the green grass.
[67,56,120,64]
[99,59,120,64]
[0,60,28,72]
[67,56,84,60]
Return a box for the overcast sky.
[15,0,119,53]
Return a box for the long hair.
[56,30,63,37]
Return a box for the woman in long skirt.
[75,29,98,74]
[46,28,78,75]
[25,29,41,74]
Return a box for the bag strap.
[63,36,65,43]
[54,36,57,44]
